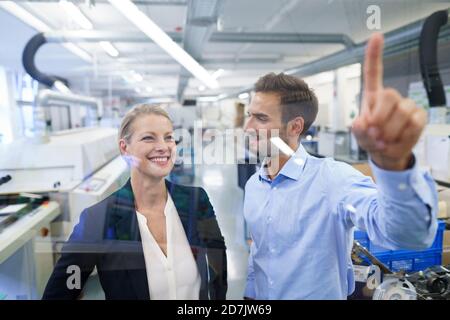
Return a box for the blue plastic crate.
[354,220,446,272]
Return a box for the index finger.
[363,32,384,94]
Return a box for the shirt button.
[273,186,277,190]
[270,248,276,254]
[398,183,407,191]
[267,216,272,222]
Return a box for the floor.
[82,142,250,300]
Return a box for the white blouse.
[136,194,201,300]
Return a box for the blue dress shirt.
[243,144,438,299]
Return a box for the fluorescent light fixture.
[0,1,92,63]
[122,71,143,83]
[145,87,153,93]
[198,85,206,92]
[122,74,133,83]
[148,97,174,104]
[238,92,250,100]
[197,96,219,102]
[108,0,219,89]
[59,0,93,30]
[0,1,51,31]
[132,72,143,82]
[135,88,142,93]
[270,137,295,157]
[99,41,119,57]
[211,68,225,80]
[64,43,92,62]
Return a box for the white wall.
[219,98,238,128]
[304,63,361,131]
[304,71,334,129]
[0,67,22,143]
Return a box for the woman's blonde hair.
[118,104,172,142]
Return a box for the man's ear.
[287,117,304,138]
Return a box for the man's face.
[244,92,286,157]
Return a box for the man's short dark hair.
[254,72,318,134]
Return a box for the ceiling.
[0,0,449,102]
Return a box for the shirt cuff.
[244,281,256,299]
[368,155,435,206]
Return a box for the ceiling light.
[0,1,51,31]
[122,74,133,83]
[238,92,249,100]
[108,0,219,89]
[198,85,206,92]
[211,68,225,80]
[60,0,93,30]
[149,97,174,104]
[197,96,219,102]
[99,41,119,57]
[63,43,92,62]
[0,1,92,63]
[145,87,153,93]
[132,72,143,82]
[122,71,143,83]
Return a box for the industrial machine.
[0,195,60,300]
[351,240,450,300]
[0,127,129,237]
[415,9,450,184]
[0,32,129,299]
[414,124,450,184]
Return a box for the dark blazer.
[43,179,227,300]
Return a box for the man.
[243,33,438,299]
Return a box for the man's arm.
[333,157,438,250]
[341,33,439,249]
[244,240,256,299]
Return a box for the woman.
[43,104,227,300]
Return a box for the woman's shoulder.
[167,181,214,217]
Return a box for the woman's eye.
[165,136,174,141]
[142,136,154,141]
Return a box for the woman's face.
[120,114,176,180]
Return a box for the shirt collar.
[258,143,308,182]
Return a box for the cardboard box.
[438,188,450,218]
[443,230,450,266]
[444,230,450,248]
[443,249,450,266]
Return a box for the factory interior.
[1,0,450,301]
